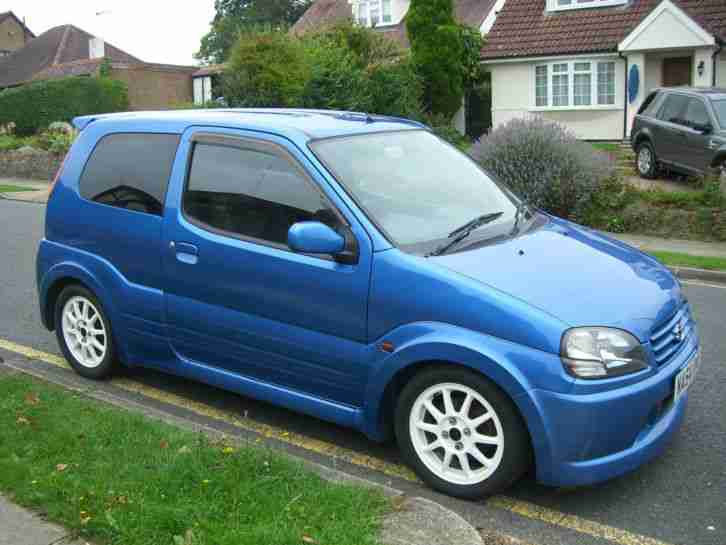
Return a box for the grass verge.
[0,185,34,193]
[0,374,388,545]
[648,250,726,272]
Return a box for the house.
[481,0,726,141]
[0,24,199,110]
[292,0,504,46]
[0,11,34,58]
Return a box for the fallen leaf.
[56,464,68,472]
[302,536,317,544]
[79,511,91,525]
[24,392,40,405]
[177,445,191,454]
[222,447,235,454]
[160,440,169,449]
[16,415,30,425]
[391,495,408,511]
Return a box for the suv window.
[657,94,689,125]
[184,140,336,248]
[683,98,711,129]
[80,133,180,216]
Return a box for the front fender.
[361,321,573,444]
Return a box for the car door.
[680,97,718,173]
[653,93,690,170]
[161,127,373,406]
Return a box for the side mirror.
[288,222,345,256]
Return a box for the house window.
[597,62,616,105]
[354,0,393,27]
[534,59,617,109]
[193,76,213,105]
[550,0,627,11]
[552,64,569,107]
[535,65,548,107]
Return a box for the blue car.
[37,109,699,499]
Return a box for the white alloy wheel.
[61,296,108,369]
[638,146,653,175]
[408,382,504,486]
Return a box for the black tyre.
[636,141,658,179]
[395,366,531,499]
[54,285,116,380]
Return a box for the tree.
[406,0,466,118]
[197,0,313,64]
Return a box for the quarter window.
[534,60,616,109]
[79,133,180,216]
[184,140,336,248]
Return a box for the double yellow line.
[0,337,672,545]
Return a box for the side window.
[683,98,711,129]
[656,94,689,126]
[184,140,337,248]
[80,133,180,216]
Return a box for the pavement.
[0,494,89,545]
[1,197,725,545]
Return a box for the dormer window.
[548,0,627,12]
[354,0,393,27]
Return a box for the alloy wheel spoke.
[423,399,444,422]
[457,453,471,478]
[441,450,452,474]
[472,432,501,446]
[468,446,491,468]
[459,393,473,418]
[416,421,440,434]
[470,412,493,428]
[423,439,443,452]
[442,388,455,415]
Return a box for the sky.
[3,0,216,65]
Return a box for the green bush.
[0,77,129,136]
[471,117,616,219]
[222,28,309,108]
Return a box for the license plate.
[674,352,699,401]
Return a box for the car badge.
[673,320,686,343]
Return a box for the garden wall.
[0,148,63,181]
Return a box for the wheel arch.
[710,149,726,169]
[633,130,654,151]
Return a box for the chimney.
[89,36,106,59]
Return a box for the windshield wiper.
[427,212,504,257]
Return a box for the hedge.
[0,77,129,136]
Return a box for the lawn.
[0,185,34,193]
[648,250,726,272]
[591,142,621,154]
[0,375,388,545]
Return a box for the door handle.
[173,242,199,265]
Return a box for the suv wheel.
[55,285,116,379]
[636,141,658,179]
[395,367,530,499]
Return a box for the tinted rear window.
[80,133,180,216]
[657,94,689,125]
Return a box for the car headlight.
[561,328,648,379]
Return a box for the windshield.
[311,130,519,250]
[713,100,726,127]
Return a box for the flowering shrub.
[470,117,615,219]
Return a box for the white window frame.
[352,0,394,27]
[547,0,627,12]
[193,76,213,105]
[530,58,619,111]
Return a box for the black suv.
[631,87,726,179]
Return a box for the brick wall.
[110,65,195,110]
[0,148,63,181]
[0,17,28,53]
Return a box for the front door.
[161,127,373,406]
[662,57,692,87]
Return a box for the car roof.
[72,109,426,140]
[654,87,726,100]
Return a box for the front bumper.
[522,332,698,487]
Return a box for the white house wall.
[490,59,625,140]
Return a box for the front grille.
[650,304,694,366]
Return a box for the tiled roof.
[291,0,498,45]
[481,0,726,60]
[0,24,141,88]
[0,11,35,38]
